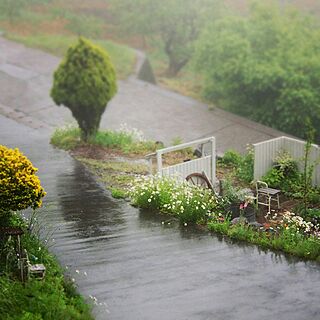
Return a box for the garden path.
[1,114,320,320]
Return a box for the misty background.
[0,0,319,142]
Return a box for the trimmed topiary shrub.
[0,145,46,216]
[51,37,117,141]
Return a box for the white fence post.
[156,150,162,176]
[211,137,216,184]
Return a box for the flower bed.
[129,175,320,261]
[208,211,320,261]
[129,175,223,224]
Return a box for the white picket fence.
[146,137,216,184]
[253,136,320,186]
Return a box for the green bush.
[51,37,117,141]
[297,207,320,225]
[262,151,301,194]
[195,2,320,141]
[219,149,242,166]
[235,148,254,183]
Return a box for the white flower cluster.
[281,211,319,236]
[118,123,146,142]
[128,174,219,220]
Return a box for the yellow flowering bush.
[0,145,46,214]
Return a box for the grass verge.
[0,216,93,320]
[6,33,135,79]
[50,126,158,156]
[208,220,320,262]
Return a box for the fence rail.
[146,137,216,184]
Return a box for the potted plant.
[222,180,255,222]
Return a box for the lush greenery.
[0,145,46,214]
[262,149,320,208]
[0,215,93,320]
[208,215,320,261]
[262,151,301,194]
[218,148,254,184]
[0,145,92,319]
[129,175,223,224]
[51,37,117,141]
[50,125,158,155]
[195,1,320,142]
[110,0,222,76]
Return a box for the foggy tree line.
[112,0,320,142]
[195,1,320,141]
[1,0,319,142]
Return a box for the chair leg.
[277,194,280,209]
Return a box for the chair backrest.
[256,180,268,193]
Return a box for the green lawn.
[7,33,136,79]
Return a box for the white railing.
[253,136,320,186]
[146,137,216,184]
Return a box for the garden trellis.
[253,136,320,186]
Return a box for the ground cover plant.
[0,145,93,319]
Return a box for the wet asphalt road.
[1,114,320,320]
